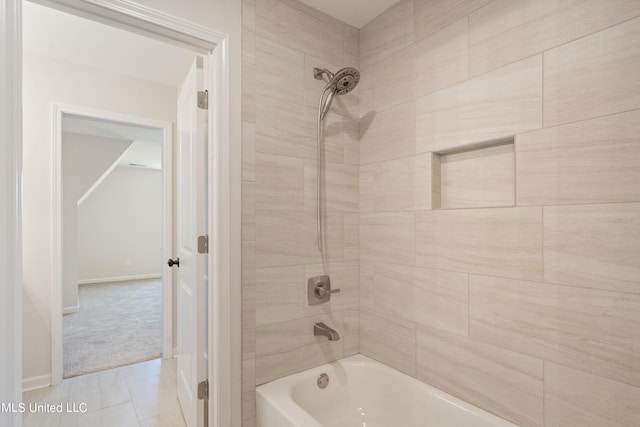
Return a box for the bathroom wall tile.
[373,264,469,336]
[242,359,256,421]
[242,242,256,360]
[255,0,344,65]
[470,0,640,76]
[255,37,305,104]
[360,0,414,69]
[343,310,360,357]
[304,160,358,213]
[517,110,640,206]
[255,153,304,211]
[360,213,415,266]
[344,24,359,58]
[255,211,344,268]
[255,95,316,160]
[256,265,305,326]
[416,207,543,281]
[544,17,640,127]
[360,310,416,377]
[545,362,640,427]
[343,213,359,261]
[469,275,640,387]
[255,313,345,384]
[242,122,255,181]
[360,154,431,212]
[416,55,542,154]
[242,4,256,123]
[320,112,347,165]
[304,261,360,316]
[544,203,640,294]
[242,181,255,241]
[416,325,544,427]
[439,142,515,209]
[242,389,256,422]
[342,118,359,166]
[375,18,468,111]
[360,100,415,165]
[414,0,492,41]
[359,262,375,312]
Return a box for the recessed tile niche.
[432,139,515,209]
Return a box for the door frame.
[5,0,242,426]
[51,104,174,383]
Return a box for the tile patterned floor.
[22,358,186,427]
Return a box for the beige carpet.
[63,279,162,378]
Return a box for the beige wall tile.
[517,110,640,206]
[343,310,360,357]
[344,25,359,58]
[544,17,640,127]
[242,3,256,124]
[544,203,640,294]
[255,153,304,211]
[374,18,468,115]
[416,55,542,154]
[255,211,344,268]
[361,154,431,212]
[417,325,543,427]
[439,141,515,209]
[545,362,640,427]
[303,53,343,110]
[242,358,256,421]
[470,275,640,387]
[242,122,255,181]
[242,242,256,361]
[360,100,415,165]
[343,213,359,261]
[255,95,316,159]
[360,310,416,376]
[470,0,640,76]
[304,261,359,316]
[256,265,304,326]
[414,0,491,41]
[255,0,344,65]
[242,181,255,241]
[255,313,345,384]
[416,207,543,281]
[255,37,304,104]
[304,160,358,213]
[320,113,347,165]
[360,213,415,266]
[360,0,414,69]
[360,262,375,312]
[373,264,469,336]
[342,118,359,166]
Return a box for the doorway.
[58,112,168,378]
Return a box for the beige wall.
[241,0,360,424]
[358,1,640,426]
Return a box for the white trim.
[78,273,162,285]
[63,305,80,314]
[0,1,23,425]
[51,103,173,385]
[22,374,52,393]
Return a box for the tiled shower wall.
[358,1,640,426]
[241,0,360,425]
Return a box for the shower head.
[315,67,360,119]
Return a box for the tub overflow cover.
[317,373,329,389]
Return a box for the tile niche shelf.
[432,138,515,209]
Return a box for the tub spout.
[314,322,340,341]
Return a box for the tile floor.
[22,358,186,427]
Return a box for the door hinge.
[198,235,209,254]
[197,90,208,110]
[198,379,209,400]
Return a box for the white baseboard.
[22,374,52,392]
[63,305,79,314]
[78,274,161,285]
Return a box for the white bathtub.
[256,354,518,427]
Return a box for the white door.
[175,56,208,427]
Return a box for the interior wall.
[77,166,162,283]
[357,1,640,426]
[62,131,132,310]
[22,52,176,384]
[241,0,360,424]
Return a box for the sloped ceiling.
[296,0,401,28]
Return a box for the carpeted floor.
[63,279,163,378]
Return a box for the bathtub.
[256,354,517,427]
